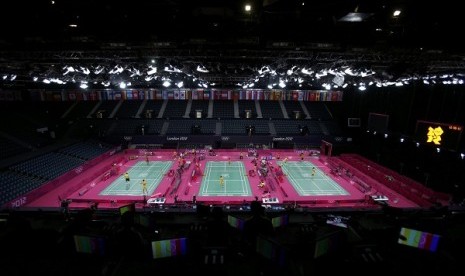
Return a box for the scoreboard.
[415,120,463,150]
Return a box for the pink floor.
[22,149,420,211]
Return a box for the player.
[258,179,266,188]
[219,175,224,187]
[124,172,130,182]
[300,152,304,161]
[240,152,244,160]
[311,167,316,176]
[141,179,148,195]
[228,156,231,165]
[124,172,130,189]
[145,154,149,164]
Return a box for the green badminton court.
[100,161,173,196]
[278,161,349,196]
[198,161,252,196]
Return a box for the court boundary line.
[100,161,173,196]
[279,161,349,196]
[199,161,251,196]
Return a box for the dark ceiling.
[1,0,463,50]
[1,0,464,89]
